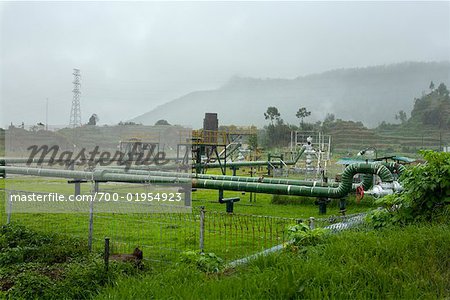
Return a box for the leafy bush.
[0,223,138,299]
[286,223,329,252]
[368,150,450,227]
[0,224,87,266]
[180,251,224,273]
[9,272,58,299]
[365,207,398,229]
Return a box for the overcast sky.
[1,1,449,127]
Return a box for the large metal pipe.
[359,174,374,190]
[381,162,406,176]
[1,158,56,164]
[0,157,181,166]
[0,163,394,199]
[358,162,406,191]
[192,163,394,198]
[1,145,306,171]
[98,167,340,187]
[0,166,189,184]
[101,161,397,191]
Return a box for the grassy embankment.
[96,223,450,299]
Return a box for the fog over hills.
[132,61,450,128]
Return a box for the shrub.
[0,224,138,299]
[368,150,450,226]
[180,251,224,273]
[286,223,329,252]
[9,272,58,299]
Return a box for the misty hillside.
[133,61,450,128]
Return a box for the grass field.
[1,173,375,264]
[2,154,448,299]
[95,223,450,299]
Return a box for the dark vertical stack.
[202,112,219,162]
[203,112,219,130]
[203,112,219,144]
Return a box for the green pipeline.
[191,163,393,198]
[359,174,374,190]
[98,168,340,188]
[357,162,405,190]
[381,162,406,176]
[1,146,307,170]
[1,163,393,198]
[101,161,398,191]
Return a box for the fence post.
[6,191,12,224]
[199,206,205,253]
[184,189,191,207]
[309,217,315,230]
[74,181,81,197]
[104,237,110,272]
[88,181,98,251]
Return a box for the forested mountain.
[133,61,450,128]
[409,82,450,129]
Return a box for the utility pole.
[46,98,48,131]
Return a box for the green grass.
[1,173,449,299]
[1,175,377,264]
[96,223,450,299]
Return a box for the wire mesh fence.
[2,187,367,265]
[331,127,450,154]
